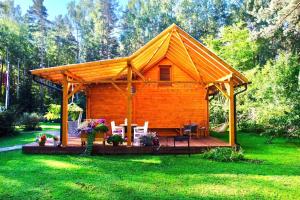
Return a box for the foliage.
[202,147,245,162]
[239,53,300,137]
[44,103,83,121]
[203,22,258,71]
[78,119,108,155]
[78,119,108,134]
[209,94,228,126]
[18,112,41,131]
[36,134,47,146]
[106,134,124,145]
[0,0,299,141]
[140,132,158,146]
[0,109,16,137]
[94,123,109,133]
[44,104,60,120]
[0,122,58,147]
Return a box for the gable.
[141,57,196,82]
[31,24,248,87]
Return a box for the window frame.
[158,65,172,86]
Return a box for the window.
[159,65,172,86]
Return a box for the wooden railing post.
[228,80,235,146]
[127,62,133,146]
[62,75,68,146]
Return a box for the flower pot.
[39,142,46,146]
[112,141,119,147]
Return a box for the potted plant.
[36,134,47,146]
[77,119,109,155]
[140,132,159,146]
[53,136,59,147]
[107,134,124,146]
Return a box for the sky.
[14,0,128,20]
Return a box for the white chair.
[111,121,125,138]
[133,121,149,146]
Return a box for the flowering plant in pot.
[36,134,47,146]
[107,133,125,146]
[140,132,159,146]
[77,119,109,155]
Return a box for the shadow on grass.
[0,131,299,199]
[1,151,298,199]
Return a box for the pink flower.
[97,119,106,124]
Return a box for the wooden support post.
[86,88,91,119]
[206,97,210,136]
[62,75,68,146]
[127,62,133,146]
[228,80,235,146]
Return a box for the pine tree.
[26,0,50,68]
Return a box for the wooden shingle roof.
[31,24,248,86]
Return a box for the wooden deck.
[22,136,230,155]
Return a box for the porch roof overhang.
[31,24,248,91]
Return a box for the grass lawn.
[0,122,60,148]
[0,132,299,200]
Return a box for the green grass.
[0,132,299,200]
[0,122,60,147]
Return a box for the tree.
[47,15,78,66]
[202,22,258,71]
[93,0,119,59]
[26,0,50,67]
[246,0,300,54]
[239,53,300,136]
[0,0,22,22]
[177,0,246,40]
[120,0,177,56]
[67,0,119,62]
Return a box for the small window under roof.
[159,65,171,86]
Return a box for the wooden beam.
[131,65,146,81]
[217,73,233,81]
[67,83,84,99]
[30,57,128,75]
[139,31,171,71]
[68,79,230,85]
[86,88,91,119]
[127,62,133,146]
[112,65,128,81]
[183,42,226,78]
[165,53,199,81]
[129,23,176,61]
[174,30,202,81]
[227,80,235,146]
[111,82,126,97]
[213,83,230,99]
[63,70,85,83]
[62,75,68,146]
[206,97,210,136]
[140,54,166,74]
[204,88,209,100]
[176,27,248,83]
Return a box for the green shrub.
[0,109,17,137]
[44,103,83,121]
[18,112,41,131]
[202,147,244,162]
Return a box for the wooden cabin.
[31,24,248,147]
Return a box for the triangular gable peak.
[130,24,248,85]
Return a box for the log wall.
[88,58,208,130]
